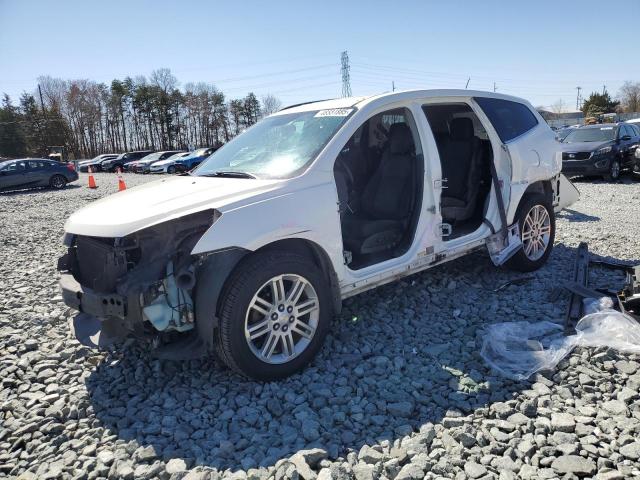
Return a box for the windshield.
[165,152,190,161]
[139,152,163,162]
[194,109,353,179]
[564,127,616,143]
[190,148,210,158]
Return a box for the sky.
[1,0,639,112]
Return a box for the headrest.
[388,123,414,154]
[450,117,474,141]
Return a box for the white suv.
[58,90,579,380]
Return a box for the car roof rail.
[279,99,334,111]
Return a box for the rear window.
[475,97,538,143]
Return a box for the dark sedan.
[560,123,638,180]
[0,159,79,191]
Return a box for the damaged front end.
[57,209,219,352]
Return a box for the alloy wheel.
[51,175,66,189]
[521,205,551,261]
[244,274,319,364]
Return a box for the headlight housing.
[592,146,612,158]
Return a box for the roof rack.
[279,98,334,111]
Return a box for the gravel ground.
[1,172,640,480]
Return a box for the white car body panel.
[64,89,580,298]
[64,176,283,237]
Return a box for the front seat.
[342,123,416,255]
[440,117,483,222]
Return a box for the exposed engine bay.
[57,209,219,349]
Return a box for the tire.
[506,193,555,272]
[606,159,621,181]
[49,174,67,190]
[215,251,331,380]
[167,165,176,174]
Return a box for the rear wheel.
[167,165,176,174]
[215,251,331,380]
[606,159,621,181]
[49,174,67,189]
[506,193,555,272]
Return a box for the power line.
[341,51,351,97]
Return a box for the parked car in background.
[0,158,78,191]
[102,150,154,172]
[560,123,639,180]
[58,90,579,380]
[78,154,118,172]
[156,147,218,173]
[148,151,191,174]
[128,150,185,173]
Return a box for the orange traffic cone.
[87,166,97,189]
[117,169,127,191]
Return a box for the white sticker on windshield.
[600,127,613,130]
[314,108,353,117]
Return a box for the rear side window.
[475,97,538,142]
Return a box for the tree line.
[540,81,640,119]
[0,68,282,159]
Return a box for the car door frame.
[27,160,49,186]
[416,95,513,257]
[327,100,438,294]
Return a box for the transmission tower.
[576,86,582,110]
[341,51,352,97]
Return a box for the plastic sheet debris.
[583,296,614,315]
[481,298,640,380]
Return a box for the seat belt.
[488,144,509,240]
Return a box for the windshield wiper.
[200,171,257,179]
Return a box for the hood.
[65,175,282,237]
[152,157,185,167]
[560,140,611,152]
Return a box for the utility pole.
[392,81,395,92]
[493,82,497,92]
[465,77,470,89]
[576,86,582,110]
[340,51,352,97]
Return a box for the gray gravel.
[1,172,640,479]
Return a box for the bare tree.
[150,68,178,93]
[261,94,282,116]
[618,81,640,113]
[550,99,566,114]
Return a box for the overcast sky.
[1,0,638,111]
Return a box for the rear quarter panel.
[506,121,561,223]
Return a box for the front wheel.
[215,251,331,380]
[167,165,176,174]
[606,159,621,181]
[49,174,67,189]
[506,193,555,272]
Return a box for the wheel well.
[522,180,553,203]
[194,239,341,351]
[256,238,342,315]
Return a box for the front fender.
[191,183,344,272]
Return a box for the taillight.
[67,163,76,171]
